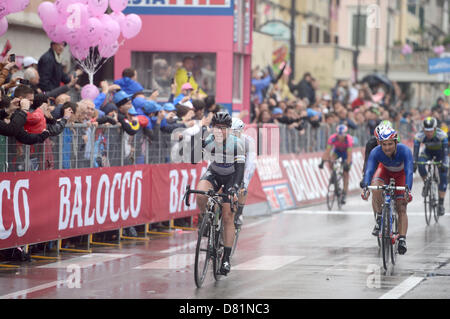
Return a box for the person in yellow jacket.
[174,56,207,97]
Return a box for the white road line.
[0,280,66,299]
[379,276,425,299]
[160,217,274,254]
[284,209,425,216]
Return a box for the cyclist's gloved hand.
[228,185,238,201]
[361,187,370,201]
[404,188,412,203]
[318,160,324,169]
[359,179,366,189]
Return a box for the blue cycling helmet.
[377,126,398,142]
[336,124,348,136]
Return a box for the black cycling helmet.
[423,116,437,131]
[211,112,232,128]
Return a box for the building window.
[233,54,244,102]
[352,14,367,46]
[131,52,216,101]
[308,25,314,43]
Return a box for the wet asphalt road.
[1,179,450,299]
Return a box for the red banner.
[0,165,151,249]
[256,148,365,211]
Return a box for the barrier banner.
[0,165,151,250]
[257,148,364,211]
[151,162,208,221]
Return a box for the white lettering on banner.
[282,160,304,202]
[84,176,94,227]
[256,156,283,182]
[110,173,122,223]
[121,172,131,221]
[71,177,83,229]
[130,171,142,218]
[169,168,205,214]
[57,171,143,231]
[169,170,179,213]
[0,180,31,239]
[280,152,364,204]
[0,181,12,239]
[59,177,71,230]
[96,174,110,225]
[177,169,189,212]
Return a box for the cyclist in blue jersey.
[361,127,413,255]
[196,112,246,276]
[413,117,449,216]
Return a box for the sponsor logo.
[58,171,143,231]
[169,166,207,214]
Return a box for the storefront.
[118,0,252,118]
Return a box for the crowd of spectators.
[250,65,450,144]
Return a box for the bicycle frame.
[368,179,406,270]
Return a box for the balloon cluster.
[433,45,445,56]
[0,0,30,37]
[401,43,413,56]
[38,0,142,60]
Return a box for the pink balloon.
[38,2,59,26]
[60,23,82,45]
[87,0,108,17]
[81,84,99,101]
[87,17,104,47]
[98,40,119,59]
[0,16,7,37]
[0,0,9,19]
[100,16,120,45]
[109,0,128,13]
[47,23,66,43]
[121,14,142,39]
[70,44,89,60]
[110,11,125,27]
[54,0,77,16]
[6,0,29,13]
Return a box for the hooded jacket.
[114,77,144,95]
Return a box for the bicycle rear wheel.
[194,216,212,288]
[213,216,224,281]
[431,179,440,223]
[424,180,432,225]
[336,174,343,210]
[381,205,390,270]
[390,211,398,265]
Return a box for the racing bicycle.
[183,185,238,288]
[415,159,441,225]
[367,179,408,270]
[324,158,344,210]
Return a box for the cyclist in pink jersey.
[319,124,353,205]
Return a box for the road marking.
[160,217,274,254]
[379,276,425,299]
[38,253,131,269]
[134,254,195,269]
[284,209,425,216]
[233,255,304,271]
[0,280,66,299]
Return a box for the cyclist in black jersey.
[196,112,246,276]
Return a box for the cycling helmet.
[374,121,393,140]
[211,112,232,128]
[377,126,398,142]
[336,124,348,136]
[423,116,437,131]
[231,118,245,132]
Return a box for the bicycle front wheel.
[390,211,398,265]
[194,216,212,288]
[326,174,336,211]
[381,205,390,270]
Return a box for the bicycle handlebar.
[183,185,233,208]
[414,161,442,165]
[367,185,407,191]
